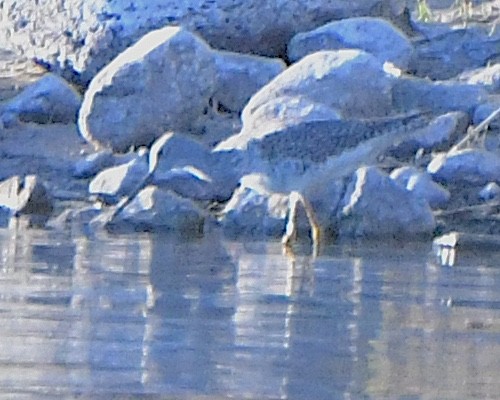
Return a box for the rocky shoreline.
[0,0,499,256]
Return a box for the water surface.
[0,226,499,399]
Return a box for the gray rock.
[473,101,500,130]
[212,51,286,113]
[288,17,413,69]
[457,63,500,93]
[78,26,216,152]
[391,166,450,208]
[152,165,223,202]
[410,24,500,80]
[392,76,487,115]
[389,111,469,155]
[114,186,205,234]
[219,173,290,237]
[72,149,145,180]
[427,149,500,185]
[151,132,240,201]
[0,0,408,84]
[149,132,214,178]
[0,175,54,216]
[339,166,435,238]
[73,149,115,179]
[472,100,500,153]
[241,50,398,123]
[479,182,500,201]
[89,150,149,204]
[0,73,81,127]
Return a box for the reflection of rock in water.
[142,233,238,392]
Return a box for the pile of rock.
[0,0,498,245]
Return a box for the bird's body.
[243,112,432,194]
[92,111,434,255]
[228,111,434,255]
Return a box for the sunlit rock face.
[0,0,408,84]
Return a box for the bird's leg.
[282,191,321,257]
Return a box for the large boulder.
[78,26,216,152]
[288,17,413,69]
[339,166,436,238]
[240,50,398,124]
[0,73,81,128]
[0,0,409,84]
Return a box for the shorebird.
[92,112,434,254]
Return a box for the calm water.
[0,225,499,399]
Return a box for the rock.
[457,63,500,93]
[72,149,142,179]
[473,101,500,130]
[152,165,224,202]
[113,186,205,234]
[241,50,398,124]
[389,111,469,156]
[149,132,214,178]
[0,0,409,84]
[89,149,149,204]
[479,182,500,201]
[0,175,54,216]
[0,73,81,127]
[339,166,435,238]
[472,100,500,152]
[391,166,450,208]
[392,76,487,115]
[427,149,500,185]
[151,132,240,201]
[73,149,115,179]
[219,174,290,237]
[288,17,413,69]
[409,24,500,80]
[212,51,286,113]
[78,26,216,152]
